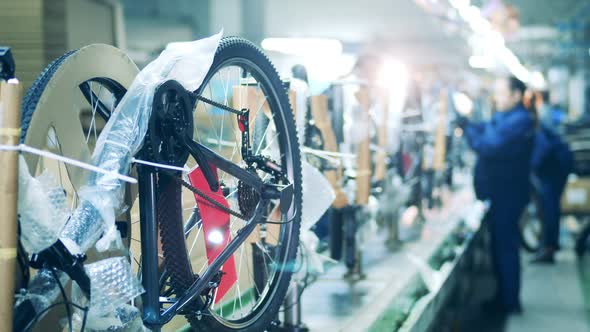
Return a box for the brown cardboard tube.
[0,79,22,332]
[310,95,349,208]
[374,92,389,181]
[355,88,371,205]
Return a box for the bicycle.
[7,35,302,331]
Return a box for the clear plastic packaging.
[17,155,68,253]
[19,30,223,329]
[15,269,69,314]
[64,302,148,332]
[297,230,335,277]
[60,30,223,253]
[296,161,336,278]
[85,257,144,316]
[301,160,335,230]
[63,257,146,331]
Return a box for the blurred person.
[529,123,573,263]
[539,90,567,130]
[570,86,590,256]
[457,76,535,314]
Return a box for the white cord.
[300,147,355,160]
[131,158,191,173]
[0,144,137,184]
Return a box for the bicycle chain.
[193,93,246,116]
[165,172,249,221]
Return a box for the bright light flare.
[469,55,493,69]
[207,229,224,245]
[261,38,343,57]
[377,59,408,92]
[529,71,547,90]
[452,92,474,116]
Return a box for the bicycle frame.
[137,116,287,328]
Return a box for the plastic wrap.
[65,302,148,332]
[59,31,222,253]
[295,161,336,278]
[63,257,146,331]
[19,31,223,329]
[297,230,335,277]
[17,155,68,253]
[85,257,144,315]
[301,160,335,230]
[15,269,69,314]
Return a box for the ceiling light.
[469,55,493,69]
[261,38,343,57]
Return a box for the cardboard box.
[562,178,590,213]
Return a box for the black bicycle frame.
[137,140,282,329]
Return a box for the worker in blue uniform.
[539,91,567,130]
[530,123,573,263]
[458,76,535,314]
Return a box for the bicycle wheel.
[159,37,302,331]
[17,45,138,329]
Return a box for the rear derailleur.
[144,79,293,213]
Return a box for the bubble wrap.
[84,257,144,316]
[65,302,149,332]
[66,259,148,331]
[18,155,68,253]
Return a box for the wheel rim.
[22,44,140,257]
[165,57,298,328]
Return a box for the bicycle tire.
[159,37,302,332]
[17,45,138,331]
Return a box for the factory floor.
[461,219,590,332]
[506,248,589,332]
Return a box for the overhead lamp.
[261,38,343,57]
[450,1,530,82]
[377,59,408,91]
[469,55,493,69]
[449,0,470,10]
[377,58,409,115]
[452,92,474,116]
[529,71,547,90]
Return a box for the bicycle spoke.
[86,84,103,144]
[171,59,296,324]
[188,223,203,257]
